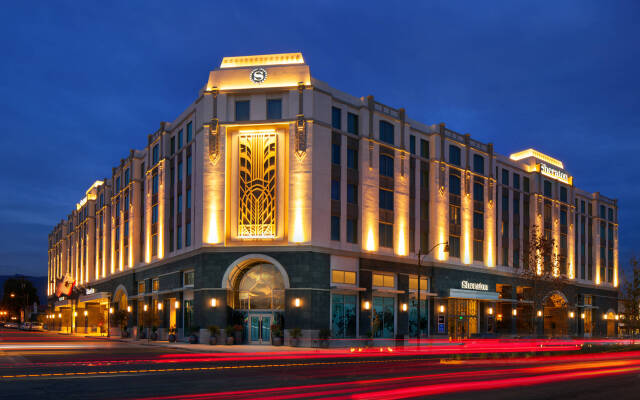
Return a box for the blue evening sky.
[1,1,638,278]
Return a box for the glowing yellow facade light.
[487,307,493,315]
[109,308,113,314]
[580,313,585,319]
[294,298,301,308]
[143,304,148,312]
[210,298,217,308]
[569,311,575,319]
[365,227,376,252]
[397,221,407,256]
[174,301,180,309]
[363,301,371,310]
[401,303,408,312]
[537,310,543,317]
[127,306,131,313]
[509,149,564,169]
[158,302,163,311]
[512,309,517,317]
[219,53,305,69]
[439,305,445,313]
[83,310,88,316]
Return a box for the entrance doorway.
[248,313,272,344]
[544,293,568,337]
[448,299,478,339]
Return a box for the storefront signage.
[85,288,95,295]
[538,163,571,185]
[461,281,488,291]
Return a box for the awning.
[448,288,500,301]
[331,284,367,292]
[373,288,405,295]
[78,292,110,303]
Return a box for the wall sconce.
[363,301,371,310]
[537,310,543,317]
[439,305,445,313]
[58,313,62,318]
[109,307,114,314]
[512,309,517,317]
[487,307,493,315]
[84,310,88,317]
[158,303,163,311]
[294,298,301,308]
[603,314,608,320]
[175,301,180,309]
[143,304,148,312]
[569,311,575,319]
[401,303,408,312]
[73,311,77,317]
[210,298,218,308]
[615,314,619,320]
[127,306,131,313]
[580,313,585,319]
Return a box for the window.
[513,173,520,189]
[473,154,484,174]
[473,182,484,201]
[186,155,192,176]
[581,200,586,214]
[600,205,606,219]
[235,100,250,121]
[331,107,341,129]
[523,177,530,193]
[347,183,357,204]
[379,189,393,210]
[409,276,428,290]
[449,145,461,166]
[608,208,614,221]
[473,212,484,230]
[177,194,183,213]
[177,226,182,249]
[379,222,393,248]
[186,121,192,142]
[331,180,340,201]
[138,281,145,294]
[346,218,357,243]
[267,99,282,120]
[502,169,509,185]
[186,189,191,209]
[152,144,159,164]
[152,174,158,194]
[473,240,483,262]
[347,148,358,169]
[124,169,130,186]
[332,143,340,164]
[544,180,552,197]
[186,222,191,247]
[379,154,394,177]
[372,273,394,288]
[449,235,460,257]
[331,215,340,241]
[450,205,461,225]
[170,136,175,155]
[116,177,121,192]
[183,270,195,286]
[332,270,356,285]
[409,135,416,154]
[347,112,358,134]
[178,161,183,181]
[449,174,461,195]
[379,120,394,145]
[420,139,429,158]
[178,130,183,148]
[332,294,356,338]
[151,205,158,224]
[152,279,159,292]
[560,186,567,202]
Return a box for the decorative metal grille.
[238,131,277,238]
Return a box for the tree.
[1,277,39,320]
[620,257,640,339]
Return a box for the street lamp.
[416,242,449,342]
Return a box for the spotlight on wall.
[537,310,543,317]
[210,298,218,308]
[109,307,114,314]
[127,306,131,313]
[294,298,301,308]
[512,309,517,317]
[487,307,493,315]
[401,303,408,312]
[143,304,148,312]
[158,302,163,311]
[615,314,619,320]
[175,301,180,309]
[569,311,575,319]
[58,313,62,318]
[439,305,445,313]
[363,301,371,310]
[581,313,585,319]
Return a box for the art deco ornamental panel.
[238,131,277,238]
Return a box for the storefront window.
[183,300,193,334]
[331,294,356,338]
[448,299,478,338]
[409,299,427,337]
[373,297,394,338]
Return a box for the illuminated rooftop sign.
[220,53,305,69]
[509,148,564,168]
[538,163,572,185]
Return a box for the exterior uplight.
[363,301,371,310]
[84,310,88,317]
[537,310,543,317]
[294,298,301,308]
[569,311,575,319]
[158,303,163,311]
[401,303,408,312]
[143,304,148,312]
[127,306,131,313]
[512,309,517,317]
[210,298,218,308]
[487,307,493,315]
[439,305,445,313]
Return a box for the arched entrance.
[222,255,289,344]
[543,291,568,337]
[113,285,128,311]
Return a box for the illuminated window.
[138,281,145,294]
[238,131,277,238]
[373,273,395,288]
[183,270,195,286]
[409,276,428,290]
[332,270,357,285]
[152,279,159,292]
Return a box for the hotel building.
[47,53,619,342]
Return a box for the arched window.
[237,263,285,310]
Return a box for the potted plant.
[318,328,330,348]
[168,326,176,343]
[208,325,220,345]
[271,324,283,346]
[225,325,235,345]
[150,326,158,341]
[111,309,128,338]
[188,326,199,344]
[233,324,243,345]
[289,327,302,347]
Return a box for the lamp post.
[416,242,449,344]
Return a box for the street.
[1,328,640,399]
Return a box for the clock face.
[250,67,267,84]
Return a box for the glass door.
[248,314,272,344]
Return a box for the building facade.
[47,53,620,342]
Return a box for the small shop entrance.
[248,313,272,344]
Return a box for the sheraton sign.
[461,280,489,291]
[538,163,572,185]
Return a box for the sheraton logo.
[539,163,571,184]
[461,280,489,291]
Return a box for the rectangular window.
[267,99,282,120]
[235,100,250,121]
[186,189,191,209]
[502,169,509,185]
[450,205,461,225]
[116,177,121,192]
[331,180,341,201]
[379,189,393,210]
[379,154,394,177]
[473,240,483,262]
[332,270,357,285]
[379,120,394,145]
[152,145,159,164]
[420,139,429,158]
[177,194,183,213]
[372,273,394,288]
[608,208,614,221]
[177,226,182,249]
[523,177,530,193]
[409,135,416,154]
[347,112,358,134]
[332,143,340,164]
[178,130,183,148]
[178,161,183,181]
[600,205,606,219]
[331,215,340,241]
[152,174,158,194]
[560,186,567,202]
[473,182,484,201]
[186,121,192,142]
[186,155,192,176]
[186,222,191,247]
[449,235,460,258]
[347,183,357,204]
[449,174,461,195]
[151,205,158,224]
[513,173,520,190]
[449,145,461,166]
[544,180,552,197]
[347,148,358,169]
[473,212,484,230]
[346,218,357,243]
[379,222,393,248]
[331,106,341,129]
[183,270,195,286]
[138,281,145,294]
[170,136,175,155]
[152,279,159,292]
[473,154,484,174]
[124,169,130,186]
[409,276,428,290]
